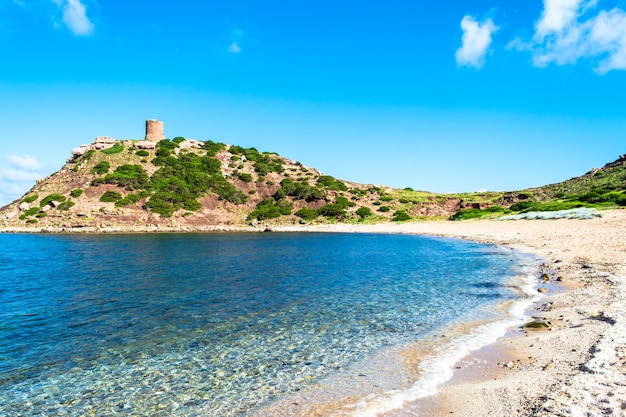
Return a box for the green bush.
[356,207,372,218]
[24,207,41,216]
[334,196,356,208]
[91,161,110,175]
[23,194,39,203]
[295,207,319,221]
[100,164,150,190]
[317,175,348,191]
[136,150,150,157]
[450,206,505,221]
[82,149,96,160]
[172,137,186,144]
[100,191,122,203]
[248,198,283,221]
[26,219,37,224]
[510,201,535,211]
[318,203,347,218]
[379,206,390,212]
[40,194,66,207]
[237,172,253,183]
[70,189,84,198]
[101,143,124,155]
[36,212,47,218]
[203,140,226,157]
[58,201,75,211]
[380,196,393,202]
[392,210,411,222]
[399,198,409,204]
[403,187,414,191]
[115,193,142,207]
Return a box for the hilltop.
[0,121,625,231]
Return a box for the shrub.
[318,203,347,218]
[399,198,409,204]
[203,140,226,157]
[101,164,150,190]
[82,149,96,160]
[317,175,348,191]
[70,189,84,198]
[115,193,142,207]
[58,201,75,211]
[101,143,124,155]
[276,199,293,215]
[450,206,505,220]
[23,194,39,203]
[91,161,110,175]
[403,187,414,191]
[295,207,319,221]
[334,196,356,208]
[392,210,411,221]
[510,201,535,211]
[136,150,150,157]
[379,206,390,212]
[40,194,66,207]
[26,219,38,224]
[172,137,186,144]
[100,191,122,203]
[248,198,283,221]
[237,172,253,183]
[380,196,393,202]
[36,212,47,218]
[24,207,41,216]
[356,207,372,218]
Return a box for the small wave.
[339,267,541,417]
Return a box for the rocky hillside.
[0,134,465,231]
[1,132,624,231]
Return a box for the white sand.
[270,209,626,416]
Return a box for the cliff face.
[0,135,466,231]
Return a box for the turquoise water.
[0,233,531,416]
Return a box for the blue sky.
[1,0,626,206]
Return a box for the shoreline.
[2,210,625,415]
[271,210,626,415]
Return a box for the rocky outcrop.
[93,136,117,150]
[134,141,156,150]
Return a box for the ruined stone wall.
[145,119,165,142]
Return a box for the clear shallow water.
[0,233,531,416]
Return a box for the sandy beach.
[2,210,625,416]
[268,209,626,416]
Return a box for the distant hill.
[0,126,624,230]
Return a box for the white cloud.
[8,155,43,171]
[0,155,42,206]
[455,16,499,69]
[521,0,626,73]
[228,41,241,54]
[53,0,94,36]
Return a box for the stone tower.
[145,119,165,142]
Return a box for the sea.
[0,232,539,416]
